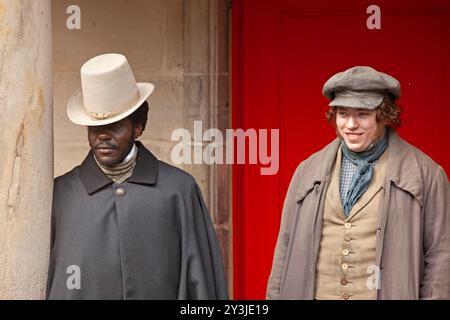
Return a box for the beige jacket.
[267,130,450,299]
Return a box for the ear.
[134,123,143,139]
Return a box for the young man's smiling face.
[336,107,386,152]
[88,117,143,166]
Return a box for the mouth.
[345,132,363,140]
[95,147,116,155]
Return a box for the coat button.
[342,249,350,256]
[344,236,352,242]
[344,223,352,229]
[341,263,349,270]
[342,293,350,300]
[115,187,126,196]
[341,279,348,286]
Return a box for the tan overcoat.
[267,130,450,299]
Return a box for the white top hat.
[67,53,155,126]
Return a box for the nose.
[98,131,111,141]
[93,127,111,141]
[346,116,359,130]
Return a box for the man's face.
[88,117,143,166]
[335,107,386,152]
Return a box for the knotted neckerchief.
[341,132,388,215]
[94,143,138,184]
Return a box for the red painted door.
[232,0,450,299]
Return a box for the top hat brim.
[67,82,155,126]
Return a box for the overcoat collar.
[79,141,159,195]
[294,137,340,202]
[295,128,424,205]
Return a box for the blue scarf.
[341,132,388,215]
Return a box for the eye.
[88,126,100,134]
[337,111,347,117]
[109,122,123,131]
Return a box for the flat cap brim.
[329,90,386,110]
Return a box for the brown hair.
[325,98,402,129]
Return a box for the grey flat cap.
[322,66,401,109]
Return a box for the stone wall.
[0,0,52,299]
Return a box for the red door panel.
[232,0,450,299]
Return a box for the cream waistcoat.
[314,146,388,300]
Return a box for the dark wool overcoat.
[47,141,228,300]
